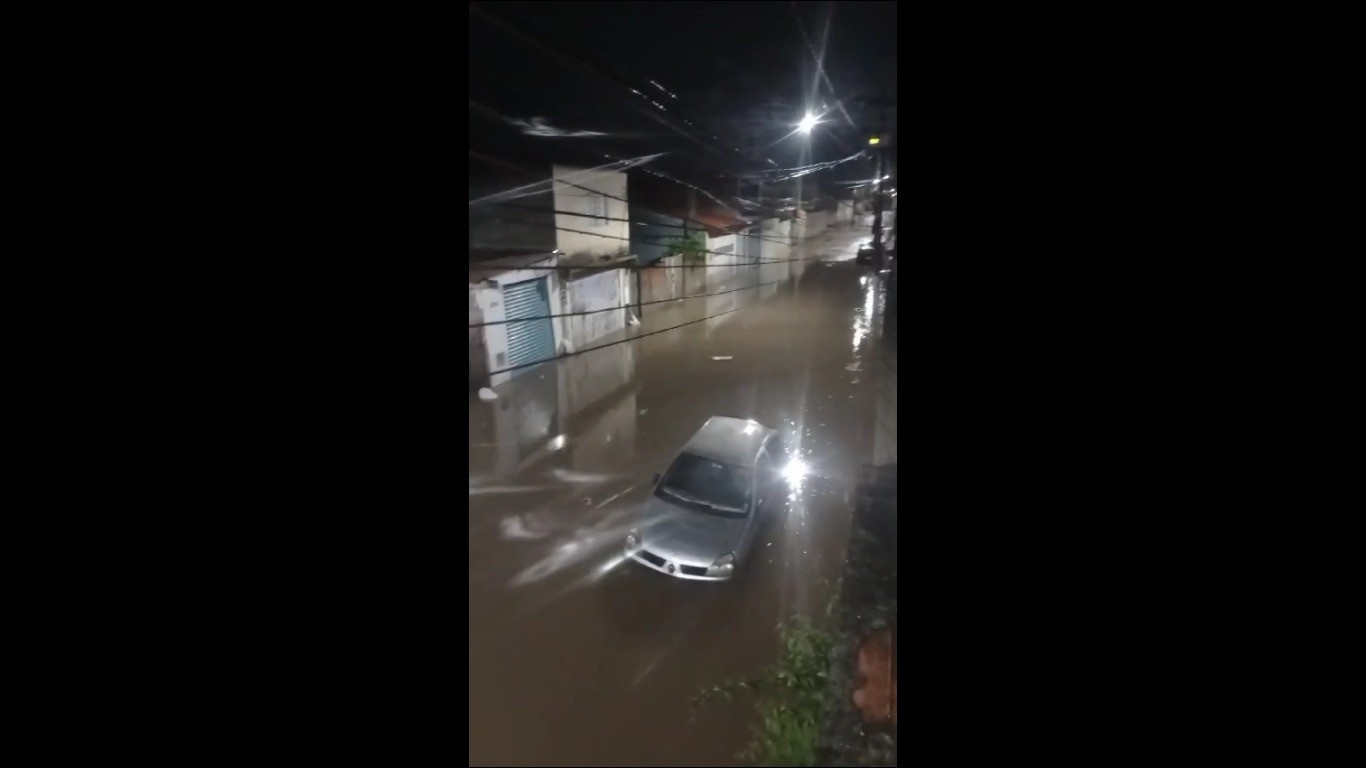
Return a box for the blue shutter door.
[502,278,555,377]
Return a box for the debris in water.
[478,388,498,401]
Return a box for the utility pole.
[869,97,892,269]
[872,147,885,257]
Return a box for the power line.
[470,272,803,329]
[468,216,831,269]
[480,200,805,252]
[791,1,859,132]
[467,102,791,225]
[468,3,747,172]
[467,70,771,220]
[469,4,853,191]
[485,299,752,379]
[469,152,815,252]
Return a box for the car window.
[654,453,751,516]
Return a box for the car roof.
[681,416,775,469]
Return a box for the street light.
[798,113,818,133]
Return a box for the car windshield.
[654,453,751,516]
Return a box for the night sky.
[468,1,897,192]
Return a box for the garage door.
[503,277,555,376]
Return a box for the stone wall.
[817,465,898,766]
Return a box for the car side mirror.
[653,473,661,484]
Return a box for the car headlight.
[625,529,640,550]
[707,553,735,574]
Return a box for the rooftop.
[468,251,558,283]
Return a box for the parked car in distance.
[625,416,783,581]
[856,241,878,265]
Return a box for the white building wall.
[469,291,488,389]
[836,200,855,224]
[551,165,630,263]
[706,233,738,287]
[565,269,628,350]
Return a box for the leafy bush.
[692,616,834,766]
[667,234,707,266]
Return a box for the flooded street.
[469,229,895,766]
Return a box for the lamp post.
[871,136,885,267]
[795,113,818,237]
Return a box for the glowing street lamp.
[798,113,818,134]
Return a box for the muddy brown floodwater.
[469,228,893,766]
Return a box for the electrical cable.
[469,7,857,193]
[469,3,749,172]
[479,199,805,252]
[468,215,834,269]
[468,127,805,249]
[790,0,859,131]
[486,297,746,379]
[470,271,804,329]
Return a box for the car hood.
[639,497,746,566]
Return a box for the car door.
[738,448,771,563]
[757,435,783,515]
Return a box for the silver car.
[625,416,783,581]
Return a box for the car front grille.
[680,565,708,577]
[639,550,665,567]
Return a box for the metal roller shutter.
[503,278,555,377]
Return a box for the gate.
[502,277,555,377]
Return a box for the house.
[469,156,631,267]
[469,155,635,390]
[469,251,565,391]
[626,170,766,295]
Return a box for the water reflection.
[471,335,639,480]
[852,281,878,352]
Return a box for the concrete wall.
[552,165,630,262]
[761,217,791,243]
[706,233,739,285]
[805,210,834,234]
[474,359,565,479]
[760,218,792,264]
[470,292,488,390]
[563,334,635,422]
[470,329,640,481]
[836,200,856,225]
[639,255,682,304]
[565,269,628,350]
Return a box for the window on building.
[588,194,608,226]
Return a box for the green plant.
[692,616,834,766]
[667,233,707,266]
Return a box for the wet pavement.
[469,226,896,767]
